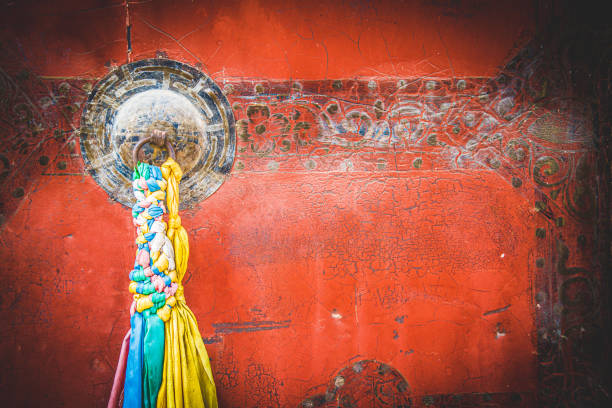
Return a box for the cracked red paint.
[0,1,609,408]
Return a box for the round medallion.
[80,59,236,209]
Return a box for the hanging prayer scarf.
[111,158,217,408]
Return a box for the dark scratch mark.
[124,0,132,62]
[320,41,329,81]
[213,320,291,328]
[72,39,124,56]
[137,16,207,71]
[340,31,363,58]
[41,172,85,176]
[126,25,132,54]
[437,27,456,79]
[295,27,315,41]
[202,335,223,344]
[212,320,291,334]
[483,304,511,316]
[214,325,290,334]
[177,21,210,42]
[205,41,222,66]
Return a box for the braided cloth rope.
[109,158,217,408]
[130,161,177,321]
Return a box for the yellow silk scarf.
[156,158,218,408]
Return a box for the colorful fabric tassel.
[109,158,217,408]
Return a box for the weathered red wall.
[1,1,609,407]
[0,168,538,406]
[1,0,533,79]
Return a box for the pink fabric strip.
[107,330,131,408]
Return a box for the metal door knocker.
[132,130,176,166]
[80,58,236,209]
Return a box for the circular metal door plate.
[80,59,235,209]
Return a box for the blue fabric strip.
[123,312,144,408]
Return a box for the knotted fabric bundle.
[109,158,217,408]
[156,158,217,408]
